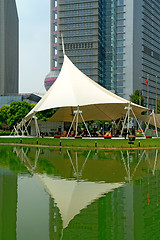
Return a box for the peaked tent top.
[23,55,147,123]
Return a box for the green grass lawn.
[0,137,160,149]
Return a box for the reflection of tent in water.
[13,147,124,229]
[13,147,160,239]
[37,175,123,229]
[143,149,160,175]
[121,150,146,182]
[121,149,160,181]
[66,150,91,178]
[13,147,160,231]
[13,147,160,182]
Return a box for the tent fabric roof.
[23,55,147,123]
[137,113,160,128]
[48,104,135,122]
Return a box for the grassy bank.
[0,137,160,149]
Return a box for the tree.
[130,90,145,106]
[36,108,58,121]
[0,100,58,129]
[7,101,34,127]
[0,105,10,126]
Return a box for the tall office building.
[0,0,19,95]
[51,0,160,108]
[114,0,160,108]
[51,0,107,87]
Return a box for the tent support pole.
[130,108,144,135]
[120,114,127,138]
[67,106,91,137]
[75,106,79,136]
[79,111,91,137]
[120,105,129,137]
[12,115,33,137]
[23,117,34,136]
[144,114,152,135]
[67,114,77,137]
[34,114,40,137]
[127,103,130,137]
[23,121,30,136]
[21,118,24,136]
[20,118,30,136]
[120,103,144,138]
[152,110,158,137]
[10,125,19,136]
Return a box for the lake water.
[0,146,160,240]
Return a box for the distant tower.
[44,71,58,91]
[44,0,58,91]
[0,0,19,95]
[50,0,58,72]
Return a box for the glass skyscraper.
[51,0,160,108]
[0,0,19,95]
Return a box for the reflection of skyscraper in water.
[120,150,160,240]
[132,175,160,239]
[59,177,160,240]
[48,192,107,239]
[0,168,17,239]
[55,187,125,240]
[49,197,62,240]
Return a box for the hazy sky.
[16,0,50,94]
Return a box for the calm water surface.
[0,146,160,240]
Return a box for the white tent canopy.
[21,55,147,125]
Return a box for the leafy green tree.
[7,101,33,127]
[130,90,145,106]
[0,100,58,128]
[0,105,10,126]
[36,108,58,121]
